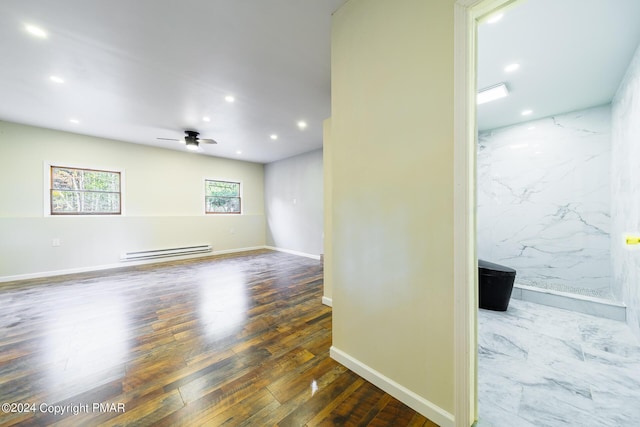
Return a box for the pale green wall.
[0,120,265,279]
[330,0,455,415]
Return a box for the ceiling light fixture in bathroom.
[504,63,520,72]
[477,83,509,105]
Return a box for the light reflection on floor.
[44,290,128,398]
[198,267,248,341]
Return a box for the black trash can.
[478,259,516,311]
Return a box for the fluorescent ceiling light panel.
[477,83,509,105]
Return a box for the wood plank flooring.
[0,250,438,426]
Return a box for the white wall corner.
[321,296,333,307]
[330,346,455,427]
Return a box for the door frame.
[452,1,521,425]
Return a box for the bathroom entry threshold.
[511,284,626,322]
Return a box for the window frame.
[204,178,242,215]
[44,162,125,216]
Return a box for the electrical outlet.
[52,238,61,247]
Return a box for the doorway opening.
[469,1,640,425]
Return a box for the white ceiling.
[0,0,345,164]
[3,1,640,161]
[478,0,640,131]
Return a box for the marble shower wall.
[612,43,640,338]
[477,105,612,297]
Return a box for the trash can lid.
[478,259,516,275]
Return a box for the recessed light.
[202,116,211,122]
[69,118,79,124]
[270,134,278,140]
[236,150,242,155]
[477,83,508,105]
[297,121,307,130]
[225,95,235,103]
[49,75,64,84]
[527,126,536,130]
[25,24,48,38]
[504,63,520,73]
[521,109,533,116]
[487,13,504,24]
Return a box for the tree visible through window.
[205,180,241,214]
[50,166,121,215]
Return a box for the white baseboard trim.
[1,262,134,283]
[330,346,455,427]
[213,246,266,256]
[264,246,321,260]
[322,296,333,307]
[0,246,267,283]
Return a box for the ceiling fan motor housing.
[184,130,200,149]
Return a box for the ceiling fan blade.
[197,138,218,144]
[157,137,181,141]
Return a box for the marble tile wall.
[477,105,612,297]
[611,43,640,339]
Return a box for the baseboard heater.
[121,244,212,261]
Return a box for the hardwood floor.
[0,250,438,426]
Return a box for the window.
[50,166,121,215]
[205,180,241,214]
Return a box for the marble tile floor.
[477,299,640,427]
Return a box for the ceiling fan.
[157,130,218,151]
